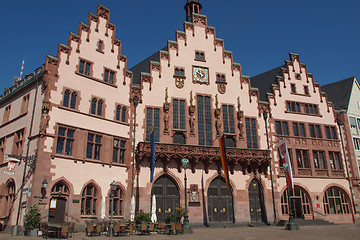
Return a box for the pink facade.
[0,1,358,232]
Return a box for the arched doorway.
[0,180,15,219]
[248,179,267,223]
[207,177,234,223]
[281,186,312,219]
[48,181,70,223]
[151,175,180,222]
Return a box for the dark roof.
[250,66,284,102]
[321,77,355,110]
[129,46,168,85]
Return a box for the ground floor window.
[323,187,350,214]
[281,186,311,218]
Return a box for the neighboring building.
[251,53,357,223]
[321,77,360,214]
[0,1,358,232]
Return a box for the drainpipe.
[12,71,39,236]
[263,112,277,223]
[337,117,357,222]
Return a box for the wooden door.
[208,178,234,223]
[248,179,266,223]
[48,198,66,223]
[151,176,180,222]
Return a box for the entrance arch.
[248,178,267,223]
[281,185,312,219]
[151,175,180,222]
[207,177,234,223]
[48,181,70,223]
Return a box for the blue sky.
[1,0,359,92]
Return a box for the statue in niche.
[214,94,222,136]
[39,111,50,137]
[189,91,196,136]
[163,87,170,135]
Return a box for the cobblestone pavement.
[1,224,359,240]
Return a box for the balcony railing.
[136,142,271,175]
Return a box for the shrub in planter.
[24,205,41,236]
[164,213,178,224]
[134,212,151,224]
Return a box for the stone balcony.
[136,142,271,175]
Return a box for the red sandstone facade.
[0,1,358,232]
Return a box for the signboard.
[50,199,57,209]
[3,158,20,175]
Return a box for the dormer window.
[195,51,205,61]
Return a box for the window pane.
[70,92,77,109]
[282,122,288,135]
[112,148,118,163]
[229,106,235,133]
[104,69,109,82]
[91,99,96,114]
[180,100,185,129]
[121,107,126,122]
[79,60,84,74]
[116,106,121,121]
[223,105,229,133]
[86,143,93,158]
[204,96,212,146]
[331,127,337,139]
[85,62,90,75]
[63,90,70,107]
[293,123,299,136]
[276,121,282,135]
[251,119,258,148]
[299,124,305,137]
[109,72,114,84]
[197,96,204,145]
[56,137,64,154]
[65,139,73,155]
[173,99,178,129]
[97,101,103,116]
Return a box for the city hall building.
[0,0,358,231]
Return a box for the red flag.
[278,139,294,190]
[219,135,230,188]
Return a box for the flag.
[150,127,155,182]
[218,135,230,188]
[278,139,294,190]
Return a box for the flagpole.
[131,97,139,217]
[283,163,299,230]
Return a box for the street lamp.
[109,181,117,237]
[283,163,299,230]
[181,158,193,234]
[41,179,48,198]
[263,112,277,223]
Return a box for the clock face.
[193,67,209,83]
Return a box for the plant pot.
[25,228,38,236]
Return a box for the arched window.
[109,186,123,216]
[281,186,312,218]
[121,107,126,122]
[323,187,350,214]
[116,106,121,121]
[91,98,97,114]
[1,181,15,217]
[97,100,103,116]
[51,181,70,196]
[63,90,70,107]
[70,92,77,109]
[81,184,98,216]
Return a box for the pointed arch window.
[63,90,77,109]
[81,184,98,216]
[51,182,70,196]
[109,186,124,216]
[91,98,104,116]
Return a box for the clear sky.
[1,0,359,93]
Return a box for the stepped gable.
[53,4,129,77]
[321,77,355,110]
[129,11,247,98]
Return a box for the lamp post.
[109,181,117,237]
[181,158,193,234]
[263,112,277,223]
[283,163,299,230]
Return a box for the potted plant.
[24,205,41,236]
[134,211,151,224]
[164,213,178,224]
